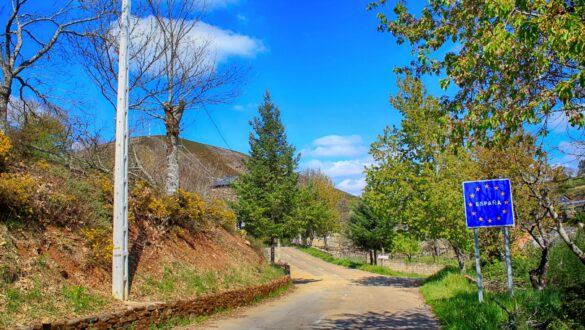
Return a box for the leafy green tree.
[295,184,332,247]
[232,91,300,263]
[365,75,475,271]
[368,0,585,143]
[298,169,342,249]
[347,199,394,265]
[370,1,585,268]
[392,233,420,262]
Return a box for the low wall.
[319,248,444,276]
[378,260,444,276]
[17,276,291,330]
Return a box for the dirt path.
[196,247,440,330]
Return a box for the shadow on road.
[293,278,322,285]
[310,310,439,330]
[351,276,422,288]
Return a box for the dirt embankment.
[0,221,273,327]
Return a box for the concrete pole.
[503,227,514,295]
[112,0,131,301]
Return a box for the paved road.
[197,247,440,330]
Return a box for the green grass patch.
[421,267,581,330]
[135,263,285,301]
[295,246,426,278]
[1,279,109,328]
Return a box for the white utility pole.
[112,0,131,301]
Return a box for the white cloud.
[195,21,266,62]
[337,178,367,196]
[303,134,368,158]
[204,0,240,10]
[236,14,248,24]
[304,157,372,178]
[555,140,585,169]
[111,15,265,74]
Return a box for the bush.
[131,182,207,231]
[0,173,36,220]
[547,235,585,288]
[0,132,12,169]
[205,198,237,232]
[82,227,113,268]
[10,113,70,162]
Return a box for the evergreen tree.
[347,199,394,265]
[232,91,300,263]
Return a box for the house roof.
[212,176,238,188]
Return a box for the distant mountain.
[127,135,247,196]
[126,135,358,217]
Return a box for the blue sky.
[15,0,583,195]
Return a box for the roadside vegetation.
[295,246,426,279]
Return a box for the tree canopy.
[368,0,585,143]
[232,91,300,250]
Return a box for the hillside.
[0,132,284,328]
[125,135,247,196]
[127,135,358,213]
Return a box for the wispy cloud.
[554,140,585,169]
[236,13,248,24]
[204,0,240,10]
[302,134,368,158]
[337,178,367,196]
[112,15,265,73]
[304,157,372,178]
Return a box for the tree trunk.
[373,250,378,265]
[529,246,549,290]
[270,237,276,264]
[0,85,11,134]
[164,102,183,195]
[452,245,466,273]
[542,189,585,265]
[323,235,328,250]
[369,250,374,265]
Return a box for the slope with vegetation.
[0,114,284,328]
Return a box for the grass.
[0,277,110,328]
[135,263,285,301]
[149,280,292,329]
[295,246,426,278]
[420,267,579,330]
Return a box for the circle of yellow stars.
[468,183,510,222]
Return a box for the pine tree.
[347,199,394,265]
[232,91,300,263]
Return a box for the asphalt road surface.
[197,247,440,330]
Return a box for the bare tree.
[79,0,242,195]
[0,0,110,133]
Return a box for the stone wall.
[316,247,444,276]
[17,276,291,330]
[377,260,445,276]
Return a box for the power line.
[203,105,232,150]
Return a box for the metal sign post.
[473,228,484,303]
[463,179,516,303]
[112,0,131,301]
[503,227,513,295]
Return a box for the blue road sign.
[463,179,515,228]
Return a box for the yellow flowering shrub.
[174,189,205,226]
[0,173,36,219]
[130,182,207,230]
[205,198,237,232]
[0,132,12,168]
[82,227,113,268]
